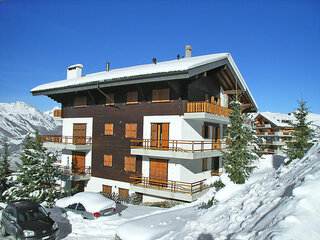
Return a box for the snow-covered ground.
[1,141,319,239]
[116,141,320,240]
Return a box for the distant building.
[254,112,295,154]
[31,46,257,202]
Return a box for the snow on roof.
[55,192,116,213]
[258,112,296,127]
[31,53,228,92]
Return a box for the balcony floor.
[131,148,222,159]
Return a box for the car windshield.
[18,206,48,223]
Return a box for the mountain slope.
[0,101,62,160]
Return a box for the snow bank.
[116,141,320,240]
[56,192,116,213]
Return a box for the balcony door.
[151,123,169,149]
[149,158,168,186]
[72,151,85,174]
[73,123,86,145]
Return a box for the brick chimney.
[67,64,83,79]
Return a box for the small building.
[31,46,258,202]
[254,112,295,154]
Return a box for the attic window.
[74,96,87,107]
[127,91,138,104]
[105,93,114,105]
[152,88,170,102]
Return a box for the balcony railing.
[54,165,92,176]
[53,109,62,117]
[131,139,227,152]
[42,136,92,145]
[187,102,231,117]
[130,176,209,195]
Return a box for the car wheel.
[0,224,8,237]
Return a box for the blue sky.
[0,0,319,113]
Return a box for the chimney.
[185,45,192,58]
[106,62,110,71]
[67,64,83,79]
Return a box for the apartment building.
[31,46,257,202]
[254,112,294,154]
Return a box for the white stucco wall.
[61,149,92,169]
[86,176,132,194]
[62,117,93,138]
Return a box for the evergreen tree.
[286,98,313,164]
[5,132,69,205]
[222,97,259,184]
[0,139,11,200]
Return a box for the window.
[152,88,170,102]
[106,93,114,105]
[202,125,210,139]
[119,188,129,196]
[76,203,86,211]
[102,185,112,194]
[125,123,137,138]
[127,91,138,104]
[74,96,87,107]
[124,156,136,172]
[202,158,208,171]
[104,123,114,135]
[104,155,112,167]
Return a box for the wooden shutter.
[217,126,221,141]
[127,91,138,104]
[124,156,136,172]
[161,123,169,148]
[102,185,112,194]
[202,158,208,171]
[152,88,170,102]
[104,124,114,135]
[151,123,158,147]
[73,123,86,145]
[105,93,114,105]
[104,155,112,167]
[74,96,87,107]
[119,188,129,196]
[125,123,137,138]
[72,151,85,174]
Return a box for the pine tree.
[222,97,259,184]
[5,132,69,205]
[0,139,11,200]
[286,98,313,164]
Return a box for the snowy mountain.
[0,102,62,167]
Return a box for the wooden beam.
[216,72,230,90]
[220,69,234,89]
[223,89,242,95]
[87,90,96,104]
[241,103,252,110]
[224,66,237,89]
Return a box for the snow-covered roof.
[31,53,257,110]
[55,192,116,213]
[257,112,296,127]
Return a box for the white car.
[56,192,116,220]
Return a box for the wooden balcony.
[130,176,209,195]
[41,135,92,150]
[187,101,231,117]
[131,139,226,152]
[42,135,92,145]
[53,109,62,117]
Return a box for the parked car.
[0,200,59,240]
[56,192,116,220]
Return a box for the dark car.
[0,200,59,240]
